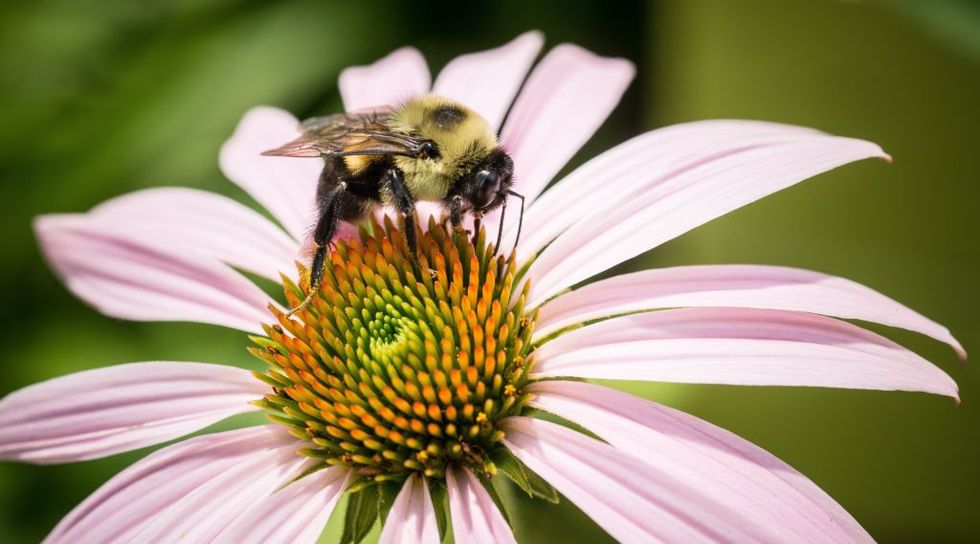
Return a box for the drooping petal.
[379,474,440,544]
[534,264,965,358]
[503,120,818,257]
[35,214,273,333]
[132,433,307,543]
[524,132,889,307]
[432,31,544,131]
[90,187,300,282]
[532,308,958,399]
[446,467,516,544]
[339,47,431,111]
[214,467,350,544]
[0,362,265,464]
[528,381,873,543]
[219,106,320,241]
[500,43,635,204]
[46,426,294,544]
[503,416,762,543]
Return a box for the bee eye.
[419,140,439,160]
[473,170,499,209]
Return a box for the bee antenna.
[493,197,506,256]
[505,190,525,255]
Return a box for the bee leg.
[471,212,483,247]
[383,168,423,278]
[403,214,423,278]
[448,195,465,231]
[289,244,326,316]
[289,182,346,315]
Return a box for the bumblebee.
[263,94,522,313]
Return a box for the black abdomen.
[317,155,392,222]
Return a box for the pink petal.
[46,426,294,544]
[534,264,965,358]
[35,214,273,333]
[523,132,889,307]
[132,433,307,543]
[379,474,440,544]
[500,44,635,205]
[90,187,300,282]
[214,466,350,544]
[503,416,762,543]
[503,120,818,257]
[0,362,266,464]
[532,308,958,398]
[219,106,320,240]
[446,467,516,544]
[432,31,544,130]
[528,381,872,542]
[339,47,431,111]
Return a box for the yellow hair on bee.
[387,94,498,202]
[342,154,375,176]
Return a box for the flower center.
[252,217,535,482]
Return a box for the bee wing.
[262,111,425,158]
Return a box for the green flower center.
[252,217,536,482]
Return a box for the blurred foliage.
[0,0,978,542]
[647,0,980,541]
[881,0,980,62]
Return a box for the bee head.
[459,148,514,213]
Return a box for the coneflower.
[4,32,962,543]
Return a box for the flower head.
[5,31,963,543]
[258,218,535,480]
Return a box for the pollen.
[251,216,536,480]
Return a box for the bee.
[263,94,524,313]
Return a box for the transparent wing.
[262,110,425,158]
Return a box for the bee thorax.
[393,156,453,201]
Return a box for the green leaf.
[283,462,328,489]
[428,479,450,542]
[491,449,560,504]
[477,473,515,533]
[376,480,403,520]
[345,477,378,494]
[340,487,379,544]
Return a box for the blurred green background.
[1,0,978,541]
